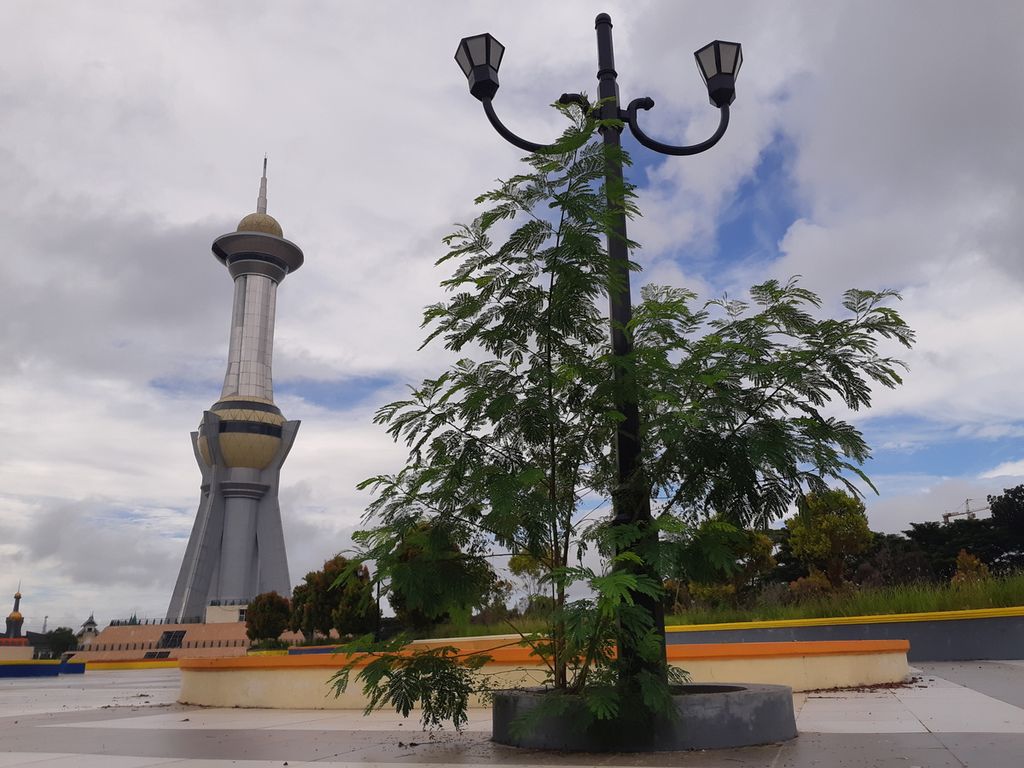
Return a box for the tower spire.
[257,155,268,214]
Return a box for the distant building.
[1,589,33,661]
[4,589,24,638]
[77,614,99,647]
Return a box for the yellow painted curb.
[85,660,180,670]
[666,605,1024,632]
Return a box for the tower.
[5,588,24,638]
[166,161,304,622]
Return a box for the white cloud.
[980,460,1024,481]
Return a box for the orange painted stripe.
[180,639,908,672]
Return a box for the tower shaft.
[222,273,277,401]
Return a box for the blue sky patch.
[277,375,397,411]
[860,415,1024,479]
[149,376,219,399]
[713,135,801,273]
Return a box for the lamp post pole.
[593,15,665,682]
[455,13,742,681]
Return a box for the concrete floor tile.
[0,756,71,768]
[0,757,179,768]
[933,732,1024,767]
[54,706,494,733]
[797,719,927,733]
[774,732,964,767]
[894,689,1024,733]
[797,691,928,733]
[917,660,1024,710]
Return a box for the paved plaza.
[3,664,1024,766]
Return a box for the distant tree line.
[662,484,1024,612]
[246,484,1024,642]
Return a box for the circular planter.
[492,683,797,752]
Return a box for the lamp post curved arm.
[481,93,592,154]
[481,99,551,153]
[626,98,730,157]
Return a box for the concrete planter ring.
[491,683,797,752]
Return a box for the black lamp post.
[456,14,741,679]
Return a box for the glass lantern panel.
[467,35,487,68]
[455,45,472,77]
[719,43,739,74]
[488,38,505,69]
[734,46,743,77]
[697,45,718,80]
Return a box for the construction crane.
[941,498,990,524]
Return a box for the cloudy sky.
[2,0,1022,631]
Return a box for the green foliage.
[245,591,291,642]
[989,485,1024,569]
[45,627,77,656]
[854,532,933,587]
[635,282,913,529]
[338,105,913,731]
[905,519,1010,579]
[291,555,379,640]
[329,642,491,731]
[950,549,991,587]
[249,638,290,651]
[669,518,776,599]
[787,490,874,586]
[990,484,1024,535]
[667,571,1024,625]
[377,521,496,631]
[788,569,834,600]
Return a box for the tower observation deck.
[166,161,304,623]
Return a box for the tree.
[333,107,913,730]
[290,554,378,640]
[245,591,291,642]
[786,489,874,586]
[904,519,1008,579]
[45,627,77,657]
[668,519,775,603]
[378,521,496,631]
[508,552,548,614]
[989,484,1024,566]
[989,484,1024,530]
[856,533,933,586]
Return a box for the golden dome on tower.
[236,212,283,238]
[197,396,288,470]
[7,610,22,621]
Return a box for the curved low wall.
[666,606,1024,661]
[179,639,909,710]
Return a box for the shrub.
[246,591,291,642]
[950,549,991,587]
[787,490,873,587]
[788,569,833,600]
[688,581,736,608]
